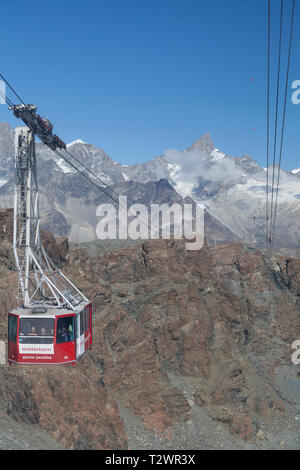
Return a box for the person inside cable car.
[28,326,38,336]
[57,326,69,343]
[40,327,47,336]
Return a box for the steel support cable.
[0,72,166,238]
[0,91,13,107]
[0,72,131,200]
[268,0,284,253]
[0,88,14,108]
[52,148,151,234]
[0,80,151,236]
[63,146,155,234]
[62,147,146,216]
[266,0,271,248]
[63,138,189,240]
[52,148,120,205]
[0,73,147,208]
[271,0,295,250]
[0,71,135,206]
[0,73,26,106]
[0,82,122,206]
[64,147,120,196]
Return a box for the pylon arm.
[13,126,88,310]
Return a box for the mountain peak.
[187,132,215,154]
[66,139,87,147]
[0,122,12,130]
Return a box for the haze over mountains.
[0,122,299,255]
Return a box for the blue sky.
[0,0,299,169]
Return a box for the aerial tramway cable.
[0,73,128,205]
[268,0,284,252]
[0,87,14,108]
[266,0,295,255]
[55,147,152,236]
[52,148,121,206]
[266,0,271,246]
[270,0,295,249]
[0,73,26,106]
[0,72,152,235]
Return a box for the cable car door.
[75,311,85,358]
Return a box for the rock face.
[40,230,69,265]
[0,222,299,449]
[0,208,68,265]
[0,208,13,241]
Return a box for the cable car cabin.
[8,302,92,365]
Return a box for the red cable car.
[8,302,92,365]
[6,126,93,366]
[6,99,97,367]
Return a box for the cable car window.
[57,317,74,344]
[19,318,54,344]
[8,315,18,343]
[80,311,84,335]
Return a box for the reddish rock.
[0,230,299,448]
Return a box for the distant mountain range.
[0,122,299,254]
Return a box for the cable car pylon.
[13,126,87,309]
[1,84,93,365]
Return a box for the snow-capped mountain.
[120,132,300,253]
[0,122,299,254]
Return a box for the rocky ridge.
[0,209,299,449]
[1,123,300,255]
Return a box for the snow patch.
[99,173,112,183]
[56,159,76,174]
[167,162,181,179]
[173,180,196,199]
[67,139,86,148]
[0,179,7,188]
[166,161,195,197]
[210,149,225,161]
[231,176,300,203]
